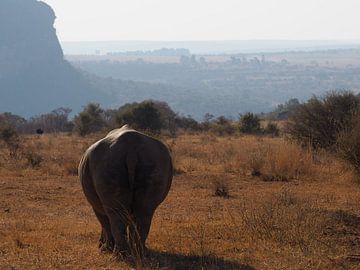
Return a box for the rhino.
[78,125,173,255]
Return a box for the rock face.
[0,0,109,116]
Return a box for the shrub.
[337,116,360,176]
[0,122,18,143]
[243,141,314,181]
[22,108,72,134]
[239,113,261,134]
[286,91,360,149]
[264,142,314,181]
[0,121,20,157]
[210,116,236,136]
[264,122,280,137]
[114,100,180,134]
[246,146,266,176]
[201,113,214,131]
[73,103,106,136]
[176,115,201,131]
[267,98,300,120]
[209,174,230,198]
[116,101,163,133]
[25,151,43,168]
[151,101,178,134]
[0,112,27,133]
[213,181,230,198]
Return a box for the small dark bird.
[36,128,44,135]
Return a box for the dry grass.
[1,133,360,269]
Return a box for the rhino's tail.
[126,151,137,192]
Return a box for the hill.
[0,0,110,117]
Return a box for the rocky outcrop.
[0,0,109,116]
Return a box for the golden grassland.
[0,133,360,269]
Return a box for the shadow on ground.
[143,249,255,270]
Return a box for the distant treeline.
[0,99,286,137]
[3,91,360,178]
[2,91,360,139]
[107,48,191,57]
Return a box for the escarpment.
[0,0,109,116]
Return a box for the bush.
[210,116,236,136]
[0,123,18,143]
[264,142,314,181]
[239,113,261,134]
[0,112,26,133]
[213,181,230,198]
[264,122,280,137]
[267,98,300,120]
[22,108,72,134]
[176,115,201,131]
[208,174,230,198]
[74,103,106,136]
[151,101,177,134]
[0,121,20,157]
[25,151,43,168]
[116,101,163,133]
[286,91,360,149]
[337,116,360,176]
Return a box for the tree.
[0,120,20,157]
[116,101,162,133]
[74,103,106,136]
[239,113,261,134]
[150,101,177,134]
[201,113,214,131]
[24,107,73,133]
[210,116,235,135]
[0,112,26,133]
[286,91,360,149]
[175,115,200,131]
[337,116,360,176]
[264,122,280,137]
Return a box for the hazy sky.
[42,0,360,42]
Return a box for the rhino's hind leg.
[94,209,114,252]
[133,191,159,252]
[133,212,154,253]
[101,191,133,257]
[106,210,130,257]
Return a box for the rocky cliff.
[0,0,109,116]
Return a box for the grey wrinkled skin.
[79,125,173,255]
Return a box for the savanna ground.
[0,132,360,269]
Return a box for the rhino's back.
[80,126,172,188]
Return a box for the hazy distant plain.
[62,40,360,55]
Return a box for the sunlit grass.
[0,133,359,269]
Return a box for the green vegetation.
[282,91,360,178]
[0,120,20,157]
[209,116,236,136]
[336,117,360,175]
[285,91,360,149]
[264,122,280,137]
[74,103,106,136]
[116,101,163,133]
[239,113,261,134]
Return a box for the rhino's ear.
[126,151,137,191]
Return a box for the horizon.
[60,39,360,55]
